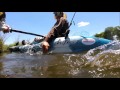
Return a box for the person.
[21,40,26,45]
[0,12,11,33]
[42,12,69,53]
[30,36,44,45]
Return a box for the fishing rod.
[66,12,87,39]
[10,29,45,38]
[10,13,77,39]
[64,12,76,39]
[68,12,76,29]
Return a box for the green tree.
[94,26,120,40]
[95,32,104,38]
[103,27,114,40]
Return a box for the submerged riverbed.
[1,40,120,78]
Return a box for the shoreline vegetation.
[0,26,120,54]
[0,39,15,53]
[95,26,120,40]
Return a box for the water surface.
[1,40,120,78]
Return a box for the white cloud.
[77,21,90,27]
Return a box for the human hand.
[2,25,11,34]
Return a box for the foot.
[42,41,50,54]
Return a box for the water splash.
[83,40,120,61]
[113,35,118,41]
[62,40,120,77]
[20,43,43,55]
[3,39,120,77]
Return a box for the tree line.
[94,26,120,40]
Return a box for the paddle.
[10,29,45,38]
[0,28,45,37]
[1,28,87,39]
[10,29,87,40]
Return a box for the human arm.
[0,16,11,34]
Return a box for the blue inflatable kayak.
[9,36,112,54]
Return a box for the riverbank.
[0,42,15,54]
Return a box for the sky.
[2,12,120,45]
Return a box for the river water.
[1,40,120,78]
